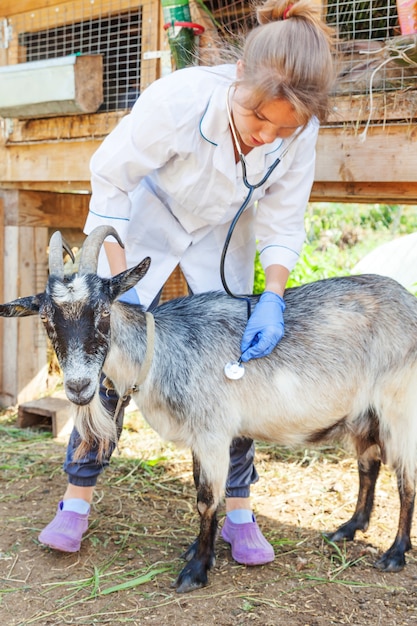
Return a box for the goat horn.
[48,231,65,279]
[78,225,124,275]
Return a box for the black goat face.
[0,232,151,407]
[42,274,112,405]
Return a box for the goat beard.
[71,392,118,462]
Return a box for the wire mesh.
[327,0,400,39]
[5,0,417,110]
[15,4,143,111]
[325,0,417,95]
[202,0,417,97]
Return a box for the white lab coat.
[85,64,319,307]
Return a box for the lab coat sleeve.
[85,79,181,241]
[256,122,319,272]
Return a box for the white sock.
[226,509,254,524]
[62,498,90,514]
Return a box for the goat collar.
[103,310,155,400]
[134,311,155,390]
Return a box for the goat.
[1,225,417,593]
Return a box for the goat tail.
[71,392,118,462]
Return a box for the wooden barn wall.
[0,0,416,405]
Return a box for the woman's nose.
[259,128,279,143]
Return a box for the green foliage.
[254,203,417,292]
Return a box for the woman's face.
[231,87,306,149]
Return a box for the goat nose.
[66,378,91,395]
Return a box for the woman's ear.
[236,59,244,78]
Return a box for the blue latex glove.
[118,287,140,305]
[240,291,285,362]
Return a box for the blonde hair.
[237,0,337,123]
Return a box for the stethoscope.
[222,87,301,380]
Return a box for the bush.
[253,203,417,293]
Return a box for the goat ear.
[109,257,151,299]
[0,294,43,318]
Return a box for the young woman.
[39,0,336,567]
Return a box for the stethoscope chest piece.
[224,360,245,380]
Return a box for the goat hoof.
[171,560,208,594]
[374,551,406,572]
[181,538,198,562]
[324,524,357,543]
[181,539,216,569]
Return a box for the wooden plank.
[1,124,416,187]
[0,223,49,406]
[4,92,416,145]
[5,111,125,143]
[1,224,19,406]
[17,226,49,403]
[0,189,89,228]
[5,0,139,30]
[6,178,413,202]
[0,124,416,202]
[0,181,91,193]
[0,191,48,406]
[328,91,417,124]
[0,138,99,182]
[141,0,162,91]
[315,124,417,183]
[3,179,412,203]
[0,49,7,67]
[0,197,4,393]
[311,181,417,204]
[1,1,72,17]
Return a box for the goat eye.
[40,314,48,323]
[102,309,110,317]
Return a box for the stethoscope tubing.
[220,154,283,318]
[221,86,303,317]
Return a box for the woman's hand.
[240,291,285,362]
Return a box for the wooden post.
[0,189,88,407]
[0,218,49,405]
[0,195,4,399]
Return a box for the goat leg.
[180,453,216,566]
[374,470,415,572]
[326,456,381,542]
[172,480,218,593]
[180,452,202,561]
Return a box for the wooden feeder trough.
[0,54,103,119]
[18,396,74,438]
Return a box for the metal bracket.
[143,50,171,61]
[0,117,14,141]
[0,19,12,49]
[143,50,172,75]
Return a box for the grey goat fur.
[1,225,417,593]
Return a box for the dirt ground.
[1,407,417,626]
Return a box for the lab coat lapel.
[243,140,285,181]
[199,80,288,192]
[199,84,238,186]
